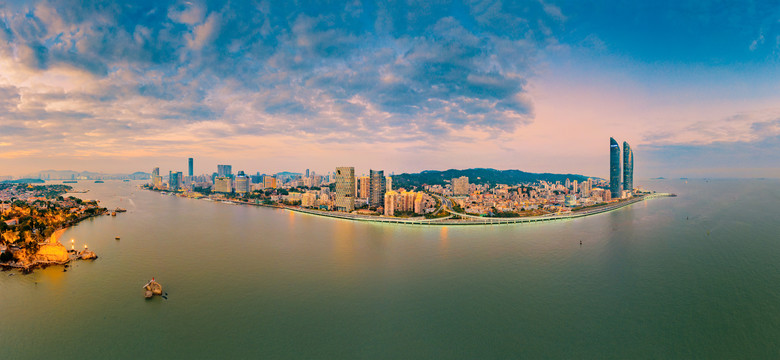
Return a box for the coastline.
[282,193,675,225]
[0,209,107,272]
[147,186,675,226]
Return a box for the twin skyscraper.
[609,137,633,198]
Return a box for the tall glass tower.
[188,158,194,177]
[623,142,633,192]
[369,169,386,207]
[609,137,621,198]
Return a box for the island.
[0,184,107,272]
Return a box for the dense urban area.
[142,139,640,220]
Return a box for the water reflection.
[439,227,449,258]
[332,220,356,271]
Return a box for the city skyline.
[0,1,779,178]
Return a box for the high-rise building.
[217,164,232,178]
[609,137,621,199]
[263,176,277,189]
[152,167,159,177]
[168,171,182,191]
[358,176,370,199]
[305,169,310,178]
[369,170,386,207]
[386,176,393,192]
[188,158,193,177]
[214,177,232,193]
[301,192,317,207]
[152,175,163,189]
[385,190,419,216]
[452,176,469,195]
[384,190,398,216]
[235,174,250,193]
[623,141,633,192]
[335,167,356,212]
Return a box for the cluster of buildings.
[148,159,438,217]
[150,158,326,194]
[414,138,638,216]
[149,138,636,218]
[333,167,436,216]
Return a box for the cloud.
[188,11,220,50]
[0,0,564,168]
[642,110,780,146]
[749,31,765,51]
[168,1,206,25]
[539,0,566,22]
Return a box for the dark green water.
[1,179,779,359]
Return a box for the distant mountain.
[391,168,594,188]
[22,170,151,180]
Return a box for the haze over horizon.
[1,1,779,178]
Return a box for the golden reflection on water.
[439,226,449,257]
[38,266,66,290]
[332,220,356,270]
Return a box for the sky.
[1,0,779,179]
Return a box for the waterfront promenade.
[279,193,675,226]
[145,186,675,226]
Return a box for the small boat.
[115,236,120,240]
[115,207,127,213]
[94,180,105,183]
[111,212,117,216]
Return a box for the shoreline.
[146,186,675,226]
[0,209,107,272]
[282,193,675,225]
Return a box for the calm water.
[1,179,779,358]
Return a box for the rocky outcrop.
[35,242,70,263]
[143,280,163,299]
[78,249,98,260]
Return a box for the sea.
[1,179,779,359]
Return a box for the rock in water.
[150,281,163,295]
[143,280,163,298]
[79,249,98,260]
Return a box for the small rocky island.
[143,278,163,299]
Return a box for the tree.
[0,249,13,262]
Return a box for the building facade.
[609,137,621,199]
[214,177,232,193]
[358,176,370,199]
[263,176,277,189]
[217,164,232,178]
[335,167,356,212]
[369,170,386,207]
[188,158,193,177]
[168,171,182,191]
[623,141,633,192]
[235,175,250,193]
[452,176,469,195]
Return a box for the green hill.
[391,168,593,189]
